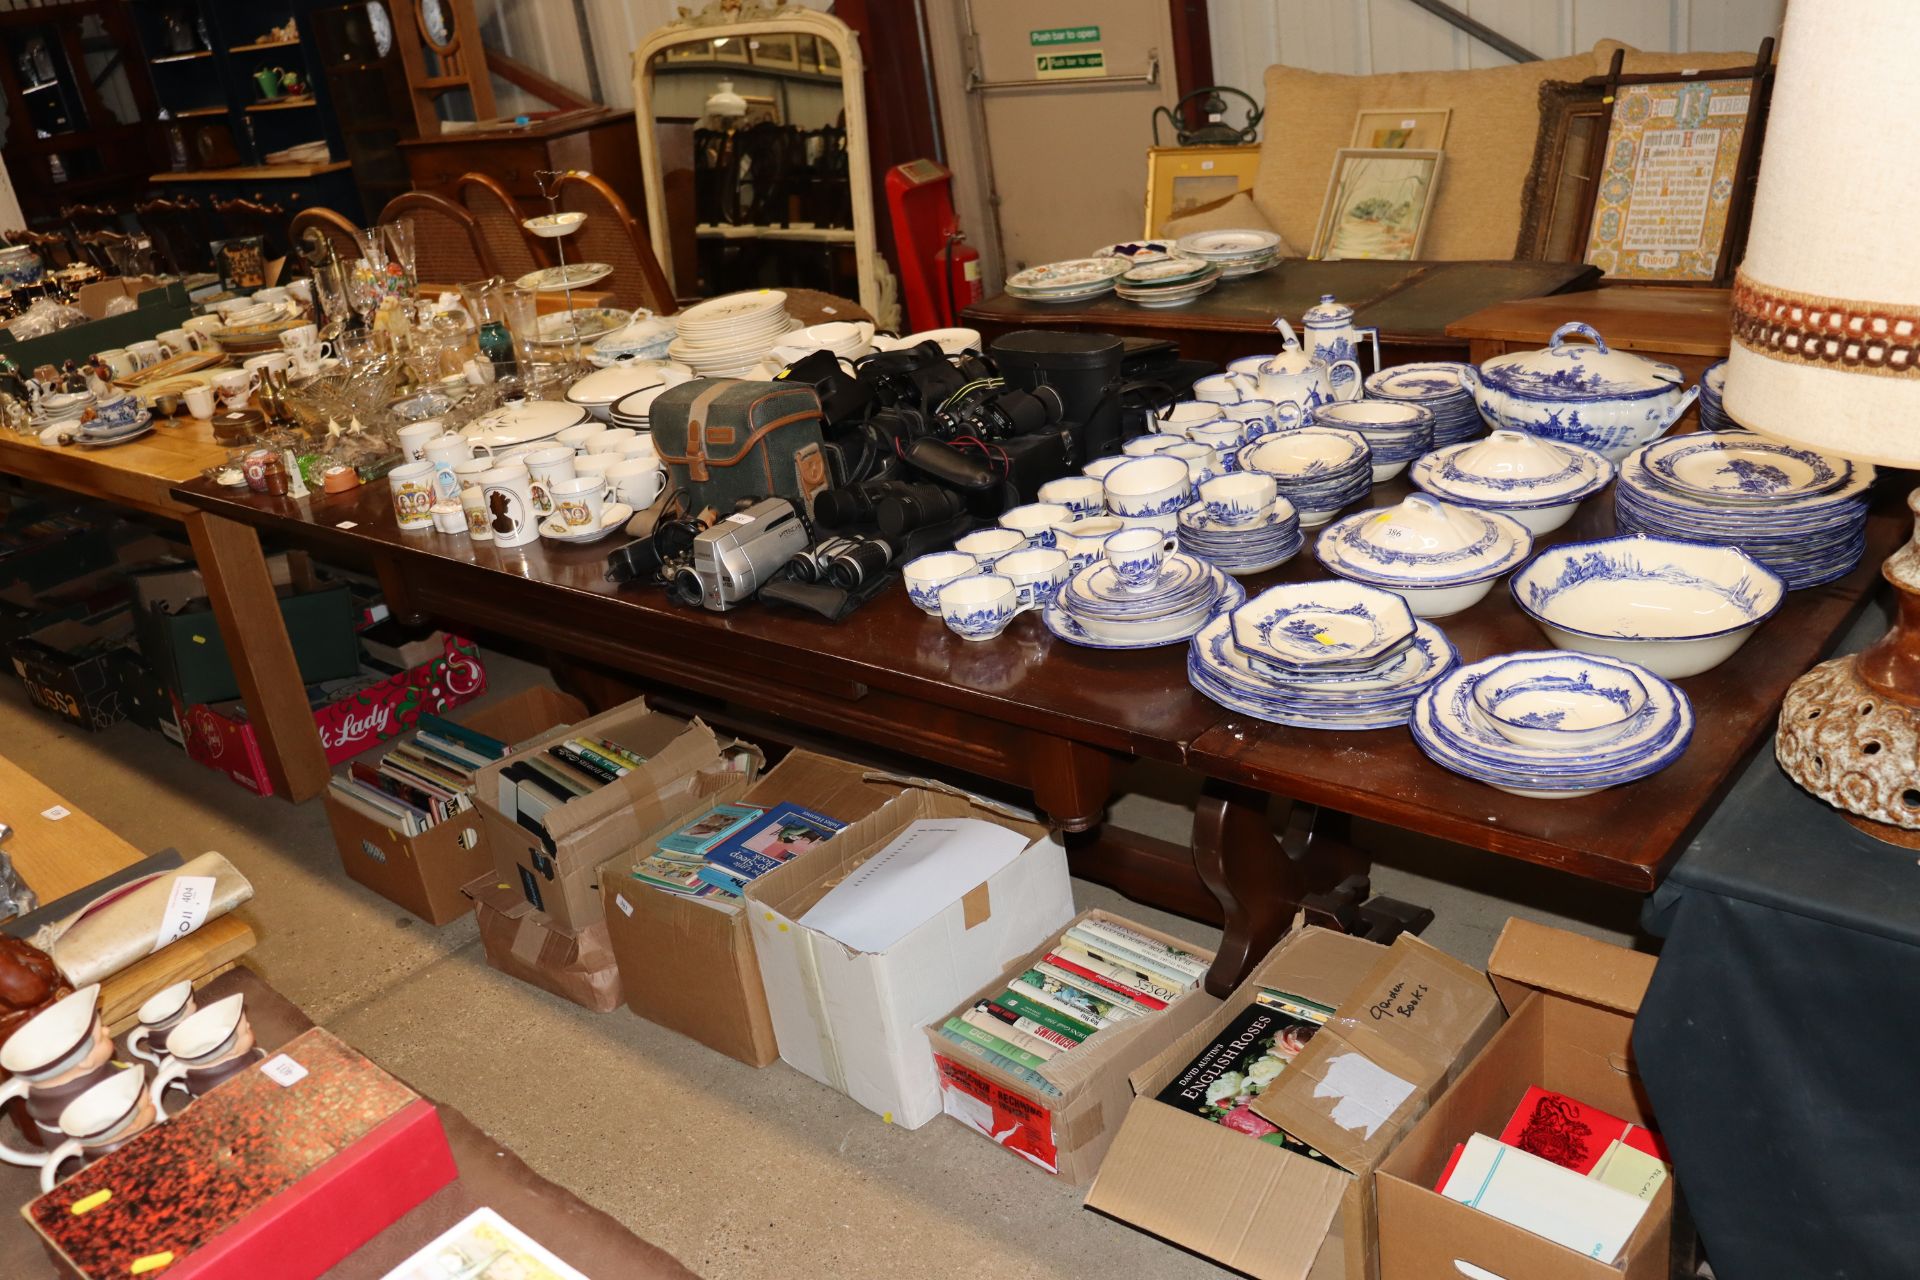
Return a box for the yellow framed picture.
[1350,107,1452,151]
[1143,144,1262,237]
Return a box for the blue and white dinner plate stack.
[1044,552,1246,649]
[1409,651,1693,798]
[1236,429,1373,528]
[1363,362,1484,447]
[1186,582,1457,730]
[1309,401,1434,482]
[1614,430,1874,590]
[1176,500,1304,575]
[1697,360,1731,431]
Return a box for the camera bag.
[651,378,832,520]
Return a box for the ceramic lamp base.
[1778,655,1920,846]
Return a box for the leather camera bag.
[650,379,831,519]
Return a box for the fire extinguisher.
[940,232,984,328]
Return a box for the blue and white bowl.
[1469,652,1649,751]
[1230,581,1417,675]
[938,574,1027,642]
[1315,495,1532,618]
[1103,455,1192,520]
[1237,428,1372,528]
[1509,534,1785,678]
[1474,322,1698,462]
[1309,401,1434,480]
[1409,430,1615,536]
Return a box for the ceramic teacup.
[211,369,256,409]
[589,427,638,454]
[1105,528,1180,595]
[605,458,665,509]
[998,502,1072,549]
[1054,515,1125,571]
[1103,455,1191,521]
[902,550,978,615]
[180,314,225,349]
[157,327,192,356]
[243,350,292,380]
[548,475,604,534]
[1168,440,1221,485]
[1221,399,1278,440]
[1192,373,1251,404]
[396,419,442,462]
[126,981,196,1067]
[1083,456,1129,483]
[1200,473,1277,526]
[92,394,141,428]
[1036,476,1105,519]
[128,339,165,370]
[1159,400,1225,433]
[938,574,1027,642]
[953,527,1026,569]
[96,349,135,380]
[1122,433,1187,458]
[557,423,607,454]
[1187,419,1247,460]
[0,1064,156,1193]
[996,547,1070,609]
[183,385,216,419]
[573,452,617,497]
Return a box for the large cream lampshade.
[1734,1,1920,842]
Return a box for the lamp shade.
[705,80,747,120]
[1724,1,1920,466]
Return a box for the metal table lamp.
[1732,2,1920,844]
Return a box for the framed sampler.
[1143,144,1262,237]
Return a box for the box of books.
[600,749,904,1067]
[325,686,590,925]
[1086,926,1503,1280]
[466,875,624,1013]
[473,695,746,932]
[1376,921,1668,1280]
[923,909,1221,1183]
[746,782,1072,1129]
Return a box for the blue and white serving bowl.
[1409,430,1615,535]
[1237,427,1372,527]
[1508,534,1785,678]
[1474,322,1697,462]
[1469,652,1649,751]
[1230,580,1417,675]
[1315,495,1532,618]
[1309,400,1434,480]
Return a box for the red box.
[25,1028,457,1280]
[178,635,488,796]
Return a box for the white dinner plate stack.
[1364,362,1485,447]
[1004,257,1131,304]
[1173,229,1284,278]
[665,290,799,376]
[1175,501,1304,575]
[1114,256,1222,308]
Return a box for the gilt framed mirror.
[635,3,887,322]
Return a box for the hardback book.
[1498,1086,1668,1177]
[1439,1133,1650,1262]
[659,803,766,856]
[960,1007,1060,1061]
[943,1015,1051,1074]
[995,988,1096,1042]
[1066,919,1209,985]
[1049,944,1178,1006]
[1253,987,1336,1024]
[703,802,844,883]
[1152,1002,1337,1165]
[932,1024,1063,1098]
[1012,968,1134,1026]
[418,712,510,761]
[977,999,1081,1052]
[524,755,597,799]
[548,742,622,785]
[583,736,647,771]
[1034,959,1158,1014]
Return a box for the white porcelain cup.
[1036,476,1105,519]
[605,457,665,509]
[243,350,292,380]
[96,348,135,379]
[183,385,216,420]
[1168,440,1221,485]
[128,340,165,370]
[953,527,1027,569]
[253,286,290,306]
[423,434,473,502]
[211,369,256,408]
[479,464,540,547]
[573,452,617,497]
[589,427,638,454]
[1053,515,1126,571]
[1122,434,1187,458]
[181,315,224,350]
[396,420,441,462]
[998,502,1073,549]
[279,322,323,351]
[902,550,978,615]
[557,423,606,454]
[524,445,577,516]
[2,1064,155,1194]
[289,351,325,380]
[156,328,192,357]
[618,434,659,461]
[1103,455,1192,520]
[1192,372,1251,404]
[938,573,1028,642]
[454,457,495,540]
[388,460,438,530]
[1188,419,1247,459]
[1105,527,1180,594]
[996,547,1071,609]
[549,475,604,533]
[1083,455,1129,483]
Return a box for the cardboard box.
[0,516,112,593]
[475,696,737,933]
[326,686,589,925]
[130,560,360,704]
[469,875,623,1013]
[746,784,1074,1129]
[0,280,192,369]
[1376,921,1667,1280]
[107,648,182,739]
[600,749,905,1067]
[1086,927,1504,1280]
[925,908,1222,1183]
[8,609,136,730]
[178,635,488,796]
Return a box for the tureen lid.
[1302,293,1353,325]
[1318,495,1532,585]
[1410,433,1614,507]
[1479,322,1685,403]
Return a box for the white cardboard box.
[744,782,1072,1128]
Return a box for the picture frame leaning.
[1310,148,1444,260]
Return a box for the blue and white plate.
[1230,581,1417,673]
[1045,570,1243,649]
[1188,614,1456,729]
[1639,432,1851,505]
[1063,553,1213,621]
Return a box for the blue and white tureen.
[1475,322,1700,463]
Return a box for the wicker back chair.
[454,173,549,281]
[377,190,496,287]
[212,197,289,262]
[554,172,676,314]
[288,206,364,271]
[134,196,214,275]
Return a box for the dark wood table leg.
[184,510,330,803]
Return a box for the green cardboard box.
[130,565,360,705]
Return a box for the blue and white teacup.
[1188,419,1246,460]
[1200,473,1277,527]
[1122,433,1187,458]
[1054,515,1124,571]
[1192,372,1251,404]
[997,547,1070,609]
[998,502,1072,549]
[1104,456,1192,521]
[1105,528,1179,595]
[902,550,978,615]
[938,574,1028,642]
[953,527,1026,569]
[1167,441,1221,486]
[91,394,140,428]
[1222,399,1278,440]
[1037,476,1105,519]
[1083,455,1129,483]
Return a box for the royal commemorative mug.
[479,464,540,547]
[388,460,437,530]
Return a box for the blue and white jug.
[1298,294,1380,401]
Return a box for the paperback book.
[328,716,512,836]
[1152,1003,1337,1166]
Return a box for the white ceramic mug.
[128,339,165,370]
[1105,527,1180,594]
[243,350,292,380]
[96,348,135,379]
[454,457,496,540]
[125,982,196,1068]
[388,460,437,530]
[183,385,216,420]
[618,435,660,462]
[279,322,324,351]
[549,475,604,534]
[996,547,1070,609]
[605,457,665,509]
[212,369,256,409]
[423,434,473,502]
[524,445,577,516]
[479,464,540,547]
[938,574,1028,642]
[396,420,441,462]
[181,314,224,350]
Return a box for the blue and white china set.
[900,308,1874,799]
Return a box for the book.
[523,755,595,799]
[1034,960,1157,1014]
[695,865,748,896]
[995,988,1096,1043]
[1498,1087,1667,1177]
[632,853,713,894]
[1152,1003,1336,1165]
[564,739,635,778]
[1589,1139,1670,1203]
[1065,920,1207,987]
[703,801,844,884]
[547,742,621,786]
[931,1024,1063,1098]
[942,1016,1052,1073]
[1253,988,1337,1024]
[381,1206,589,1280]
[1011,968,1133,1026]
[1438,1134,1649,1262]
[582,736,647,771]
[417,713,510,761]
[1048,945,1177,1007]
[960,1008,1060,1061]
[977,999,1081,1053]
[659,803,766,856]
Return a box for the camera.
[669,497,813,611]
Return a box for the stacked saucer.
[31,390,93,432]
[1410,651,1693,798]
[1697,360,1731,431]
[1187,582,1456,729]
[1364,362,1484,447]
[1613,431,1873,589]
[1410,430,1615,535]
[1173,229,1283,278]
[666,290,798,376]
[1092,241,1174,264]
[1178,500,1304,576]
[1310,401,1434,481]
[1236,428,1372,527]
[1316,495,1532,618]
[1005,257,1130,304]
[1115,256,1221,308]
[1043,552,1245,649]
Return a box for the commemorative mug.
[524,445,576,516]
[479,463,539,547]
[454,457,495,540]
[1105,527,1179,594]
[125,981,196,1067]
[995,547,1070,609]
[127,339,165,370]
[549,475,603,534]
[0,985,114,1150]
[388,460,437,530]
[396,420,441,462]
[0,1065,156,1193]
[938,573,1028,642]
[902,551,978,615]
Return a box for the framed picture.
[1310,148,1443,260]
[1144,144,1262,237]
[710,34,749,64]
[1515,81,1612,262]
[210,236,267,290]
[749,32,800,71]
[817,37,840,73]
[795,34,818,73]
[1349,107,1451,151]
[663,39,711,64]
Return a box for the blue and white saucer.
[1044,569,1243,649]
[1639,432,1851,505]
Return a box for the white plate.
[1176,229,1282,258]
[1006,257,1130,291]
[462,399,590,448]
[517,262,614,292]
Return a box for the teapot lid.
[1480,322,1685,402]
[1302,293,1353,324]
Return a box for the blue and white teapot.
[1254,319,1359,430]
[1474,321,1700,463]
[1297,294,1379,401]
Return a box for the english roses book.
[1153,1003,1337,1166]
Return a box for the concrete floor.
[1,650,1647,1279]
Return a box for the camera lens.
[669,566,706,607]
[875,483,965,540]
[828,538,892,589]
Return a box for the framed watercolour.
[1515,81,1612,262]
[749,32,801,71]
[710,34,749,64]
[1349,107,1451,151]
[663,38,710,63]
[1310,148,1443,260]
[1144,144,1262,236]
